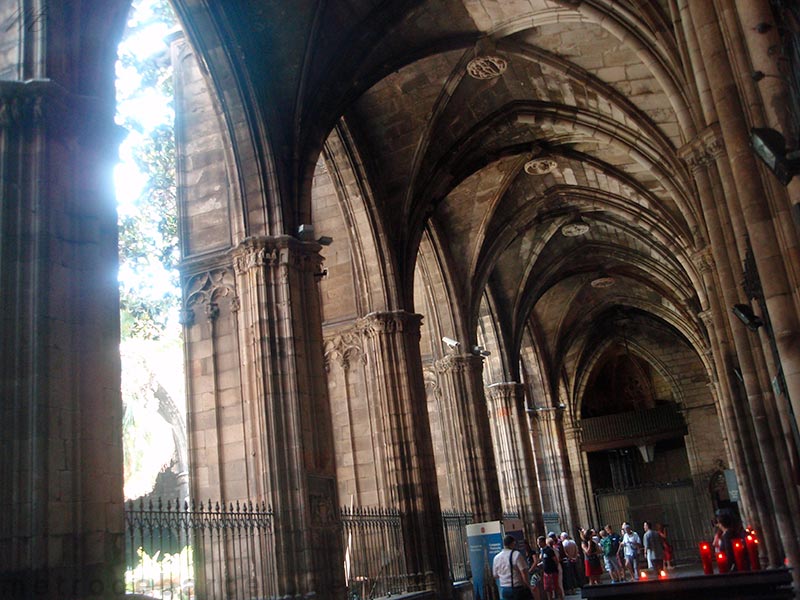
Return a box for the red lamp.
[699,542,714,575]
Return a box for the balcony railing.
[580,403,687,452]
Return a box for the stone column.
[681,133,782,566]
[687,0,800,476]
[231,236,344,600]
[680,2,800,566]
[436,354,503,522]
[356,311,450,597]
[486,383,542,535]
[534,407,582,531]
[560,419,589,531]
[0,81,125,597]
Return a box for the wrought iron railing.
[126,500,478,598]
[125,498,277,599]
[442,510,472,582]
[341,506,409,598]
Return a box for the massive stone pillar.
[356,311,450,596]
[486,383,542,536]
[533,406,582,532]
[436,354,503,522]
[559,418,590,532]
[227,235,344,600]
[0,81,126,597]
[182,242,342,598]
[681,127,785,567]
[682,2,800,574]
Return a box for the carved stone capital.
[0,80,126,149]
[679,124,725,173]
[435,353,484,374]
[355,310,423,338]
[692,247,715,274]
[232,235,324,275]
[323,329,366,372]
[486,382,524,402]
[698,309,714,329]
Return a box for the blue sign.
[467,521,504,600]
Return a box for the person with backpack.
[600,525,623,582]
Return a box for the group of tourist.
[493,532,581,600]
[492,521,674,600]
[580,521,674,584]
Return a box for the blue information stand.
[467,520,526,600]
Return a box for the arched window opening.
[115,0,190,595]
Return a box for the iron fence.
[441,510,472,582]
[594,481,707,561]
[125,498,278,599]
[341,506,410,598]
[126,500,477,599]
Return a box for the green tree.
[117,0,178,341]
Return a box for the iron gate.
[594,481,708,561]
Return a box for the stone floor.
[564,564,797,599]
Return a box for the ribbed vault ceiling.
[178,0,709,388]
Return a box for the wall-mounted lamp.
[297,224,315,241]
[297,224,333,246]
[750,127,800,186]
[732,304,764,332]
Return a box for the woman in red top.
[580,529,603,585]
[657,523,674,569]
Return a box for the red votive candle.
[717,551,729,573]
[733,539,748,572]
[746,535,760,571]
[699,542,714,575]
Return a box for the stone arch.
[170,0,277,236]
[319,121,400,313]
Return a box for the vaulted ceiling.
[176,0,710,387]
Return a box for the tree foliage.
[117,0,185,502]
[117,0,179,341]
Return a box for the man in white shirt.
[619,523,641,581]
[492,535,535,600]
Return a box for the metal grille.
[341,506,408,598]
[125,498,278,599]
[442,510,472,582]
[594,482,707,561]
[126,500,475,598]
